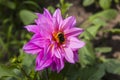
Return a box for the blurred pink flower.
[23,8,85,72]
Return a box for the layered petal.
[54,48,62,58]
[23,42,42,54]
[62,16,75,30]
[53,9,63,28]
[64,47,74,63]
[50,57,64,73]
[73,50,79,62]
[23,34,49,54]
[55,58,64,73]
[52,17,59,31]
[30,33,42,40]
[68,37,85,50]
[72,18,76,27]
[43,8,52,20]
[65,28,84,37]
[25,25,39,33]
[31,37,50,48]
[36,51,52,71]
[38,23,53,38]
[34,14,54,37]
[50,61,56,71]
[35,13,53,31]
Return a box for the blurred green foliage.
[0,0,120,80]
[83,0,120,9]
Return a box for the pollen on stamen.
[53,32,65,44]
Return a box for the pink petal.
[30,33,41,40]
[68,37,85,49]
[31,38,50,48]
[65,28,84,37]
[50,61,56,71]
[72,19,76,27]
[39,23,53,37]
[35,13,52,28]
[54,48,62,58]
[62,16,75,30]
[25,25,39,33]
[55,58,64,73]
[43,8,52,20]
[57,58,64,73]
[64,48,75,63]
[23,34,44,54]
[50,57,64,73]
[53,8,63,27]
[52,17,59,31]
[35,14,54,36]
[23,42,42,54]
[35,51,52,71]
[73,50,79,62]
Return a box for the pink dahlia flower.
[23,8,85,72]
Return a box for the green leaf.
[82,25,101,40]
[22,1,42,10]
[95,47,112,53]
[6,1,16,10]
[50,72,63,80]
[0,0,16,10]
[0,66,13,78]
[91,18,106,26]
[104,59,120,75]
[19,49,36,74]
[87,64,105,80]
[79,40,95,67]
[105,29,120,33]
[66,64,105,80]
[58,0,72,15]
[89,9,118,21]
[61,2,72,15]
[99,0,111,9]
[0,65,19,79]
[0,77,14,80]
[7,24,13,43]
[60,0,64,5]
[65,64,81,80]
[19,10,37,25]
[47,6,55,14]
[115,0,120,3]
[83,0,95,6]
[86,25,101,38]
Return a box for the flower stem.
[17,64,31,79]
[39,71,43,80]
[33,71,38,80]
[39,69,49,80]
[46,68,49,80]
[20,67,31,79]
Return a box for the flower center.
[53,32,65,44]
[57,32,65,44]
